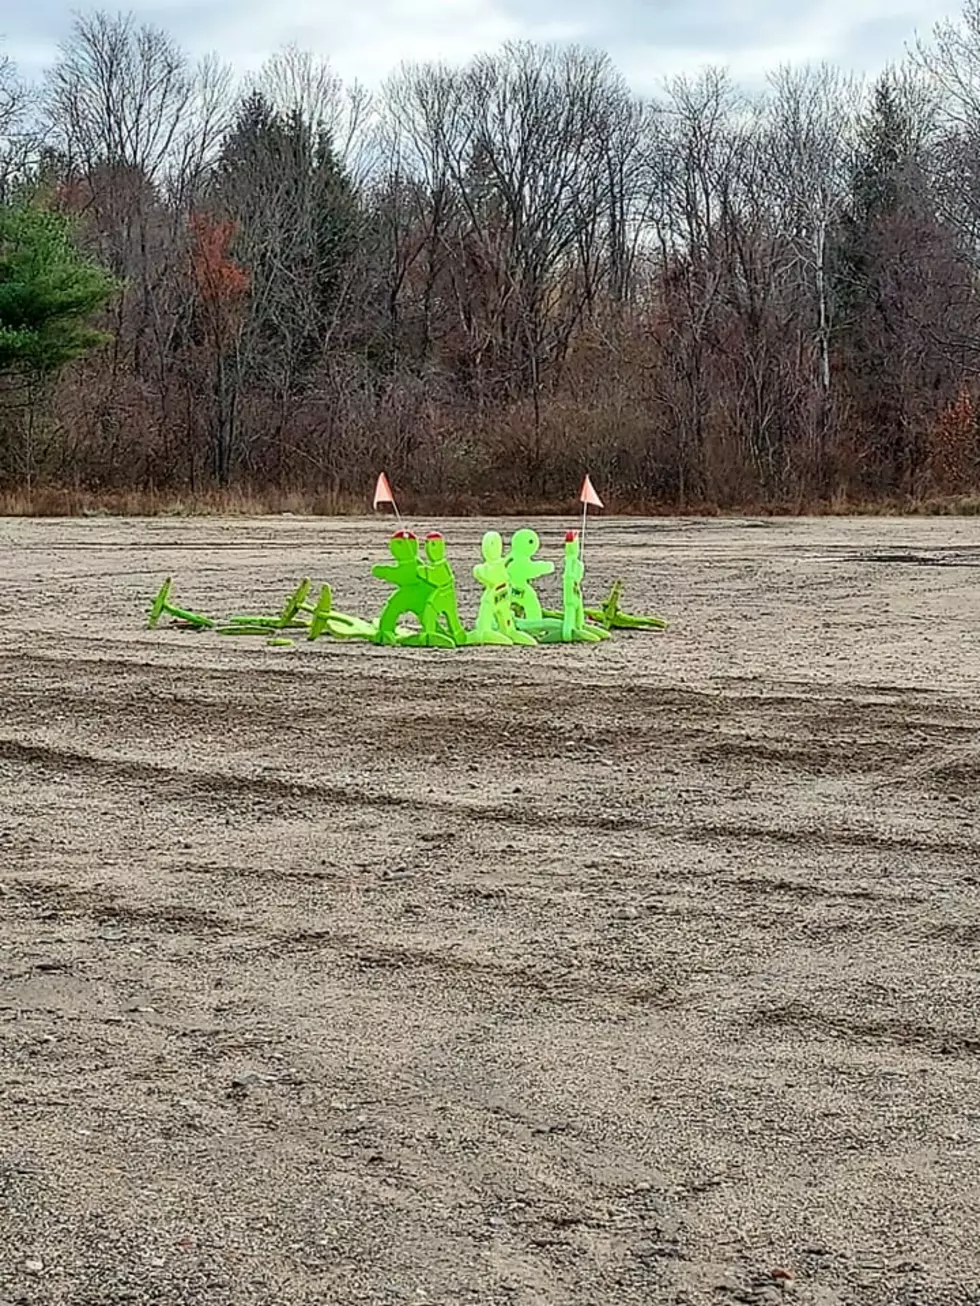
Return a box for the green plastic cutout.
[226,579,314,631]
[146,537,666,654]
[372,531,455,648]
[147,578,215,630]
[519,531,609,643]
[505,528,554,622]
[216,625,277,636]
[224,615,283,629]
[423,532,467,646]
[308,582,415,643]
[279,578,313,626]
[469,531,536,646]
[561,530,607,642]
[586,579,668,631]
[307,583,337,641]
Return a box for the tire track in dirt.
[0,736,628,828]
[4,648,980,790]
[691,819,980,858]
[0,877,683,1015]
[3,736,980,858]
[747,1000,980,1060]
[6,647,976,715]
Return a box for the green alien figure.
[505,528,555,622]
[372,530,455,648]
[469,530,536,646]
[422,532,467,647]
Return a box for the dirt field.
[2,514,980,1306]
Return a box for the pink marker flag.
[373,472,397,514]
[579,474,603,509]
[578,474,602,553]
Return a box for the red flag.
[579,474,603,509]
[373,472,395,510]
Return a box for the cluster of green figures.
[146,527,666,645]
[372,527,601,648]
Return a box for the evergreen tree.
[830,73,934,489]
[0,200,119,378]
[852,76,917,223]
[210,92,360,382]
[833,73,921,333]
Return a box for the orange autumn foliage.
[188,213,250,304]
[926,388,977,493]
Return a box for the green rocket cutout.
[221,578,321,636]
[224,578,314,633]
[307,583,388,642]
[469,531,536,646]
[562,530,589,640]
[372,531,455,648]
[147,578,215,630]
[560,530,607,642]
[586,579,667,631]
[308,584,339,640]
[279,578,314,626]
[505,528,554,622]
[519,531,608,643]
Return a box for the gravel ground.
[1,513,980,1306]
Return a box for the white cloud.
[616,40,836,95]
[613,0,963,96]
[1,0,970,93]
[190,0,586,86]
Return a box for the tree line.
[4,7,980,511]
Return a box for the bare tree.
[0,50,39,199]
[640,69,740,500]
[763,64,859,398]
[380,41,643,488]
[44,12,232,196]
[915,1,980,130]
[33,13,235,485]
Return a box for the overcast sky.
[1,0,965,92]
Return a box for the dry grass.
[4,483,980,519]
[0,486,363,518]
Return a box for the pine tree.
[0,200,119,378]
[852,77,915,223]
[830,73,928,490]
[833,73,920,333]
[210,92,359,380]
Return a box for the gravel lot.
[2,513,980,1306]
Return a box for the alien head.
[510,528,540,556]
[481,530,504,562]
[388,529,419,561]
[424,531,446,562]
